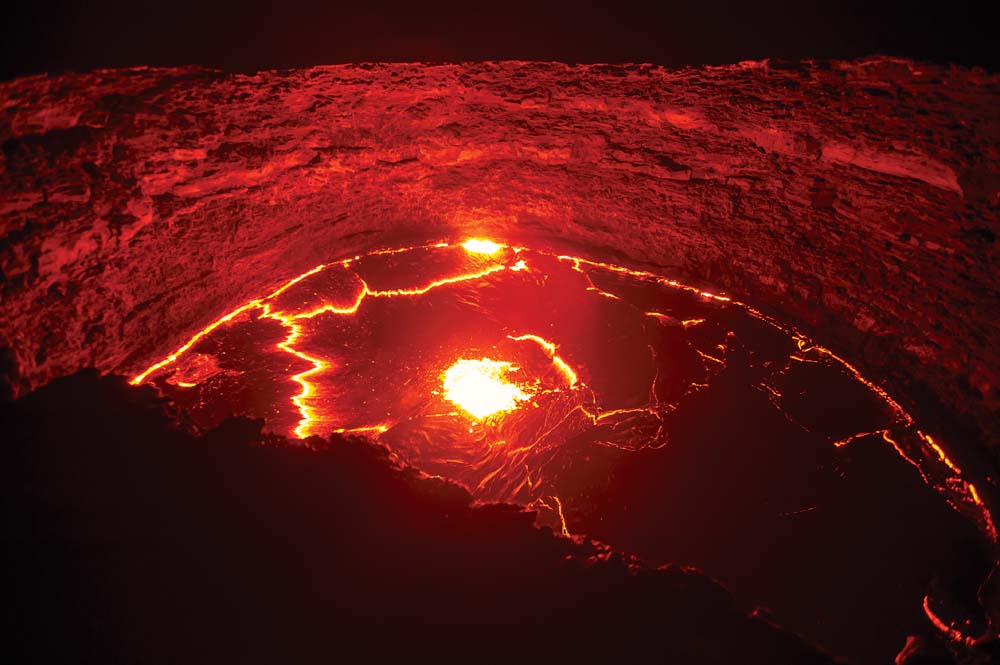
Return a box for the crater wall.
[2,59,998,468]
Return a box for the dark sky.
[2,0,996,81]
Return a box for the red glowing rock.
[0,58,998,470]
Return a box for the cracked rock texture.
[1,58,998,470]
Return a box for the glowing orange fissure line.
[334,424,390,435]
[506,333,579,388]
[922,595,977,647]
[502,404,657,458]
[552,496,570,537]
[529,495,571,537]
[130,239,995,546]
[269,317,327,439]
[920,431,960,474]
[132,244,512,437]
[130,300,263,385]
[858,429,995,541]
[270,264,513,435]
[559,252,999,541]
[918,431,997,541]
[559,255,732,304]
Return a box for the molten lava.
[442,358,532,420]
[460,238,504,255]
[131,238,993,538]
[130,238,998,661]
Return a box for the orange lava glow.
[442,358,533,420]
[273,320,328,439]
[130,237,998,548]
[507,333,579,388]
[922,595,977,647]
[919,431,998,542]
[529,495,570,537]
[130,300,263,385]
[461,238,504,255]
[134,240,517,438]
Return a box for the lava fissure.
[131,238,994,545]
[128,237,999,656]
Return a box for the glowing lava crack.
[130,238,998,651]
[132,238,993,541]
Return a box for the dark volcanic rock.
[1,370,840,664]
[0,58,998,473]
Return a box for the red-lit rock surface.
[1,58,999,473]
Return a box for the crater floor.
[135,238,995,663]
